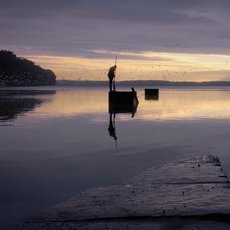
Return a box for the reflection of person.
[108,113,117,141]
[107,65,117,91]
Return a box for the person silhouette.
[107,65,117,91]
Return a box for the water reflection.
[0,90,56,97]
[2,87,230,229]
[145,94,159,100]
[108,113,117,144]
[33,89,108,118]
[108,99,138,146]
[140,90,230,121]
[3,88,230,123]
[29,88,230,121]
[0,97,42,123]
[0,90,56,124]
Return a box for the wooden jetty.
[109,89,138,114]
[14,154,230,229]
[145,88,159,100]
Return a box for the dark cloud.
[0,0,230,57]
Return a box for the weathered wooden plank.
[13,154,230,229]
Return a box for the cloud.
[89,49,174,61]
[1,0,230,58]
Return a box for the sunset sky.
[1,0,230,82]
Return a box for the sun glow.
[25,51,230,82]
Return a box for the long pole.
[113,56,117,90]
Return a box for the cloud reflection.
[23,88,230,122]
[139,90,230,121]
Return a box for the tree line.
[0,50,56,86]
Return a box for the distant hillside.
[57,80,230,87]
[0,50,56,87]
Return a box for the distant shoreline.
[56,80,230,87]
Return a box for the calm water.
[1,86,230,228]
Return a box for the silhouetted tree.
[0,50,56,86]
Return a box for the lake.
[1,86,230,228]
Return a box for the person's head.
[114,65,117,69]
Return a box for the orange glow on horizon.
[25,51,230,82]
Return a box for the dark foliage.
[0,50,56,86]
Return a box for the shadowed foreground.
[12,155,230,229]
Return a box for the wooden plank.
[14,155,230,229]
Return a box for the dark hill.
[0,50,56,87]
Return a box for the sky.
[1,0,230,81]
